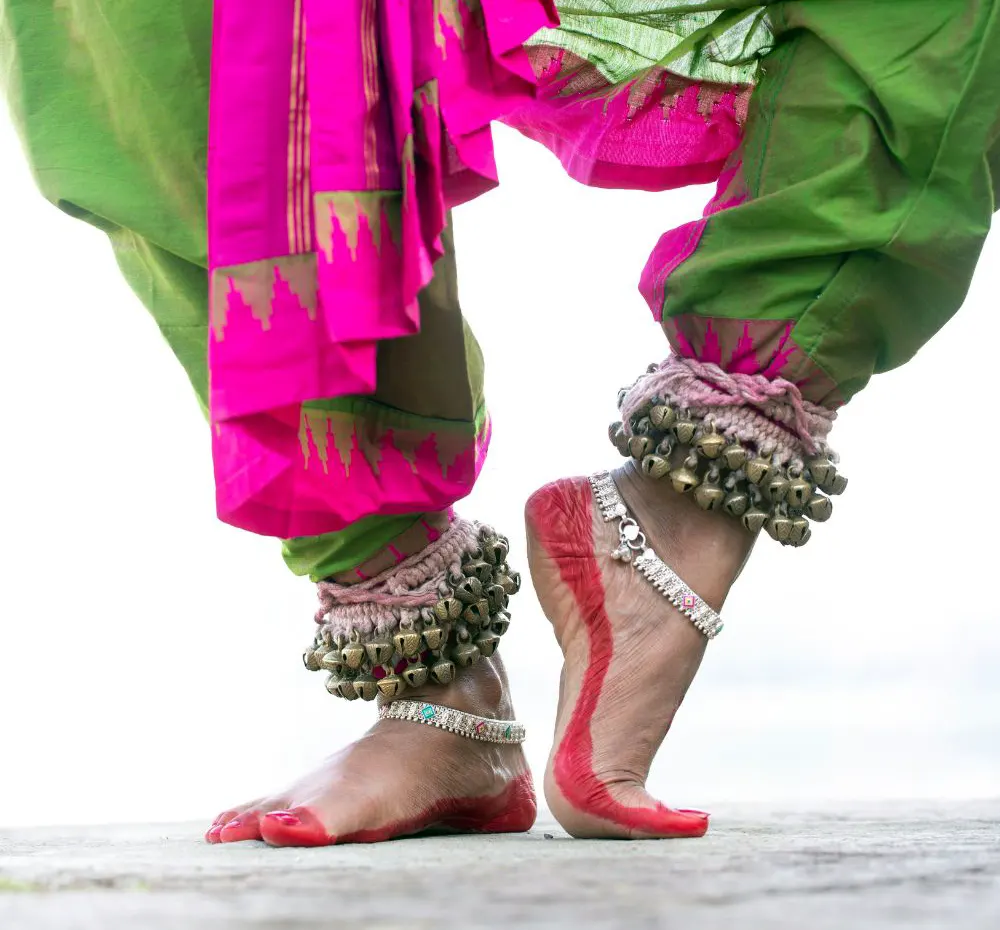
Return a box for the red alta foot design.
[526,478,710,839]
[257,773,537,847]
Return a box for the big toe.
[259,807,335,847]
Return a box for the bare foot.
[525,461,754,839]
[205,655,534,846]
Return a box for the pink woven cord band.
[620,356,836,458]
[314,517,484,637]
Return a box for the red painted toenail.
[271,812,300,825]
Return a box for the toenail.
[225,818,242,829]
[270,812,300,825]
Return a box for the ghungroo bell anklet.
[379,700,526,744]
[591,471,723,639]
[303,518,521,701]
[609,355,847,547]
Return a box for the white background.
[0,120,997,828]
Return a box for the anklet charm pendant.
[591,470,724,639]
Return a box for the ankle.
[612,460,754,609]
[388,655,512,720]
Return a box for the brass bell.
[745,456,772,485]
[793,525,812,546]
[462,559,493,583]
[641,454,670,480]
[365,641,394,666]
[303,650,321,672]
[722,443,748,470]
[320,651,344,673]
[452,641,481,668]
[673,418,697,444]
[393,628,423,657]
[434,596,462,622]
[634,416,652,435]
[353,674,379,701]
[808,458,836,486]
[482,537,509,566]
[431,658,456,685]
[764,474,789,503]
[341,639,366,670]
[402,662,429,689]
[656,436,675,457]
[805,493,833,522]
[614,429,631,458]
[829,473,848,495]
[337,677,360,701]
[695,430,725,459]
[669,465,699,494]
[723,490,750,517]
[454,576,483,604]
[788,517,810,545]
[649,405,676,430]
[504,571,522,595]
[422,624,445,650]
[486,584,508,612]
[741,508,768,533]
[608,421,624,447]
[694,480,725,512]
[377,674,406,699]
[312,642,332,661]
[765,514,792,542]
[475,631,501,658]
[492,612,511,636]
[616,387,628,409]
[463,599,491,626]
[629,435,654,460]
[324,674,343,695]
[786,476,813,508]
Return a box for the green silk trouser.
[2,2,997,579]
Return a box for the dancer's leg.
[2,0,534,846]
[528,0,1000,838]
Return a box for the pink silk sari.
[207,0,748,539]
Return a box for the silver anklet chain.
[379,700,526,744]
[590,470,724,639]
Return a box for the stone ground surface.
[1,802,998,929]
